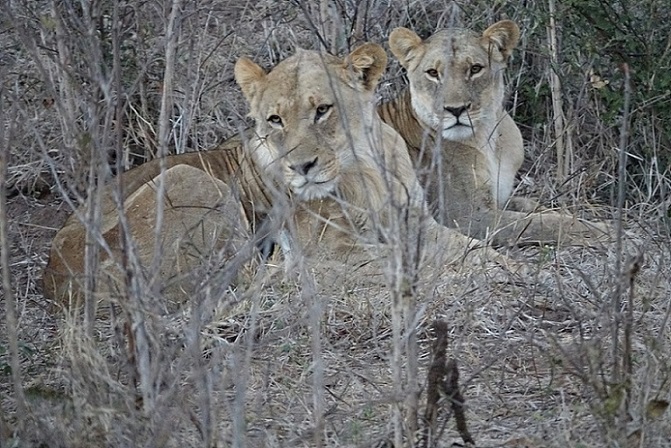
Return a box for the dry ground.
[2,1,670,447]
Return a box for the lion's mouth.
[445,121,472,129]
[291,177,337,200]
[295,178,333,187]
[443,112,475,127]
[441,121,477,141]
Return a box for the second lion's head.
[389,21,520,142]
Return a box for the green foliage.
[500,0,671,205]
[564,0,671,130]
[564,0,671,201]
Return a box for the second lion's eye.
[267,114,283,127]
[426,68,439,79]
[470,64,484,75]
[315,104,332,122]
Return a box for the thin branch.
[622,254,643,420]
[391,288,404,447]
[0,86,28,433]
[547,0,573,181]
[150,0,183,282]
[422,320,449,447]
[443,359,474,445]
[612,61,632,407]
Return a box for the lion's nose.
[289,156,319,176]
[444,104,470,118]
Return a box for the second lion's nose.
[289,156,319,176]
[444,104,470,118]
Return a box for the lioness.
[42,135,273,308]
[379,20,612,246]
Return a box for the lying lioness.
[42,142,269,309]
[379,20,612,246]
[44,43,517,308]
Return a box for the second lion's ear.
[344,43,388,91]
[482,20,520,60]
[389,27,423,68]
[234,57,267,101]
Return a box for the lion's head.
[389,20,520,144]
[234,44,388,202]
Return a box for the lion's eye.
[426,68,440,79]
[470,64,484,75]
[315,104,333,122]
[267,114,283,127]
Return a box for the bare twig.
[444,360,474,445]
[613,62,633,422]
[391,284,404,447]
[307,272,325,448]
[50,0,78,151]
[0,408,11,443]
[352,0,367,46]
[422,320,474,448]
[293,1,330,51]
[422,320,449,447]
[404,286,419,442]
[128,0,184,415]
[75,0,108,337]
[0,86,28,432]
[611,62,631,388]
[547,0,573,181]
[319,0,338,54]
[150,0,183,284]
[622,254,643,418]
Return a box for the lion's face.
[234,45,387,201]
[389,21,520,142]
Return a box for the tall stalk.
[0,88,28,433]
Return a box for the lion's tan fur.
[43,134,276,308]
[381,21,612,246]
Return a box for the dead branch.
[421,320,474,448]
[420,320,474,447]
[423,320,449,441]
[444,359,474,445]
[0,84,28,434]
[611,61,632,396]
[547,0,573,181]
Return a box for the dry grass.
[1,0,670,447]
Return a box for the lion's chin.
[291,180,336,201]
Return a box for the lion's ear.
[482,20,520,60]
[389,27,423,68]
[234,56,267,100]
[344,43,388,91]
